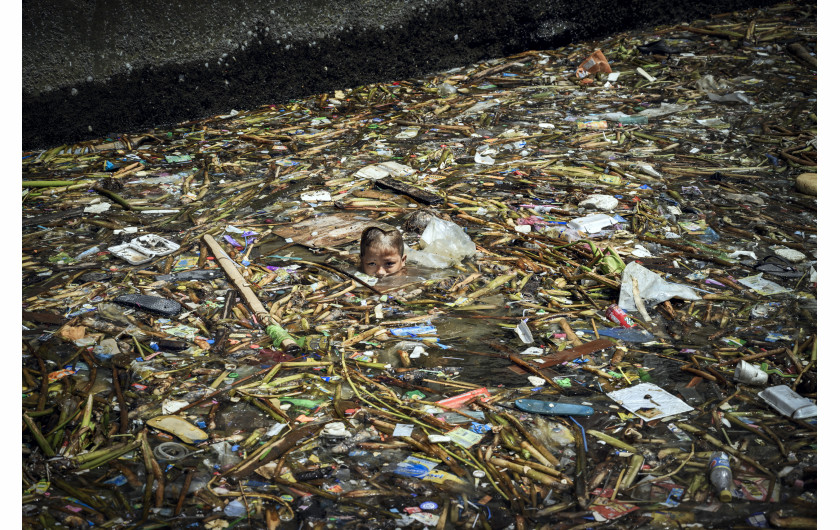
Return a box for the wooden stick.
[501,411,562,467]
[203,234,273,326]
[23,413,55,457]
[718,347,785,366]
[631,278,652,322]
[676,423,772,476]
[559,318,584,347]
[174,467,196,516]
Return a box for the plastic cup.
[733,361,768,385]
[576,49,612,78]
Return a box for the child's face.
[361,248,406,278]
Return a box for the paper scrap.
[607,382,693,422]
[393,423,415,437]
[447,427,484,448]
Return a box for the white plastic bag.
[637,102,689,118]
[579,194,618,211]
[352,161,416,181]
[618,262,700,311]
[568,213,620,234]
[407,217,476,268]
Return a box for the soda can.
[606,304,636,328]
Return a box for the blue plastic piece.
[581,327,655,343]
[514,398,594,416]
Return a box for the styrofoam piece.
[109,234,180,265]
[579,194,619,211]
[773,247,807,263]
[353,161,416,181]
[107,242,154,265]
[758,385,816,419]
[130,234,180,257]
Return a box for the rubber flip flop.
[114,294,182,317]
[755,255,802,278]
[79,271,112,283]
[637,40,680,55]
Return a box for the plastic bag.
[696,75,755,105]
[637,102,689,118]
[406,217,476,268]
[618,262,700,311]
[737,273,791,296]
[514,320,534,344]
[568,213,622,234]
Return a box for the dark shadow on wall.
[22,0,779,150]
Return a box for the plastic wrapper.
[618,261,701,311]
[406,217,476,268]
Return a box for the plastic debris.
[21,3,818,528]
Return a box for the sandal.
[755,255,803,279]
[114,294,182,317]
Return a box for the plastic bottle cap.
[719,489,732,502]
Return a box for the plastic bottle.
[708,452,733,502]
[616,115,648,125]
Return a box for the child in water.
[359,226,406,278]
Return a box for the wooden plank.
[271,213,393,248]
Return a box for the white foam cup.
[734,360,768,385]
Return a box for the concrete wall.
[22,0,778,149]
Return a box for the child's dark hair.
[360,226,404,259]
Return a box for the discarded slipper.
[114,294,182,316]
[755,255,802,278]
[637,40,681,55]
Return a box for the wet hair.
[360,226,404,259]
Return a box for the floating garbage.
[21,3,818,528]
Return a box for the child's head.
[359,226,406,278]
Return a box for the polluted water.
[22,2,817,529]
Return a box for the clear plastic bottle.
[616,115,648,125]
[708,452,733,502]
[597,112,649,125]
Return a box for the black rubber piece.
[114,294,182,316]
[637,40,681,55]
[754,255,802,278]
[80,271,112,283]
[155,339,190,351]
[375,177,444,205]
